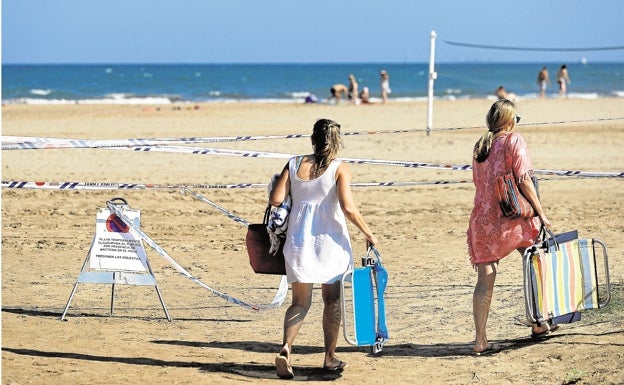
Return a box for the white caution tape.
[182,188,251,227]
[105,200,288,311]
[3,174,620,192]
[114,146,624,178]
[4,117,623,150]
[1,181,265,190]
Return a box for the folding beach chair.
[523,228,611,326]
[340,246,389,354]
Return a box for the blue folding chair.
[340,246,388,354]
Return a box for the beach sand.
[2,98,624,384]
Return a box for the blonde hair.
[473,99,517,163]
[311,118,343,172]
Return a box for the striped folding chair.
[523,230,611,325]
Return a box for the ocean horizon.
[3,62,623,105]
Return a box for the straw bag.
[245,206,286,275]
[495,134,539,219]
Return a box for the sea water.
[3,62,623,104]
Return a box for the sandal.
[323,359,347,371]
[472,343,501,356]
[531,322,560,340]
[275,345,294,379]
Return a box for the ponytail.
[473,131,494,163]
[312,119,343,172]
[473,100,517,163]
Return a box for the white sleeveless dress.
[283,157,353,284]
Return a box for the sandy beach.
[2,98,624,384]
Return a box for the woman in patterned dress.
[467,100,552,355]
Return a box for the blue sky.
[3,0,623,64]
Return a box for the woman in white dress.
[269,118,378,378]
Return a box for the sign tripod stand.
[60,198,171,321]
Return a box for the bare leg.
[321,281,344,368]
[281,282,313,357]
[473,262,497,353]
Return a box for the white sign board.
[89,207,148,272]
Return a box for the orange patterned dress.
[467,133,540,265]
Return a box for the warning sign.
[89,208,148,272]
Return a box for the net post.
[427,30,437,136]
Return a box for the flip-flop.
[471,344,500,356]
[275,353,294,379]
[531,324,560,340]
[323,360,347,371]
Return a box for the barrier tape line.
[3,117,623,150]
[182,187,250,227]
[118,146,624,178]
[2,174,618,191]
[1,181,267,190]
[105,200,288,311]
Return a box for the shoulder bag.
[495,134,540,219]
[246,206,286,275]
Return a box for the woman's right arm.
[269,162,290,206]
[511,134,551,229]
[518,177,551,229]
[336,163,378,246]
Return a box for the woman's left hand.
[366,234,379,248]
[539,213,551,230]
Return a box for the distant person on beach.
[468,100,553,356]
[495,86,516,101]
[270,118,378,378]
[304,94,319,104]
[329,83,348,104]
[359,86,371,104]
[537,66,550,98]
[557,65,571,97]
[380,70,391,103]
[348,74,359,104]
